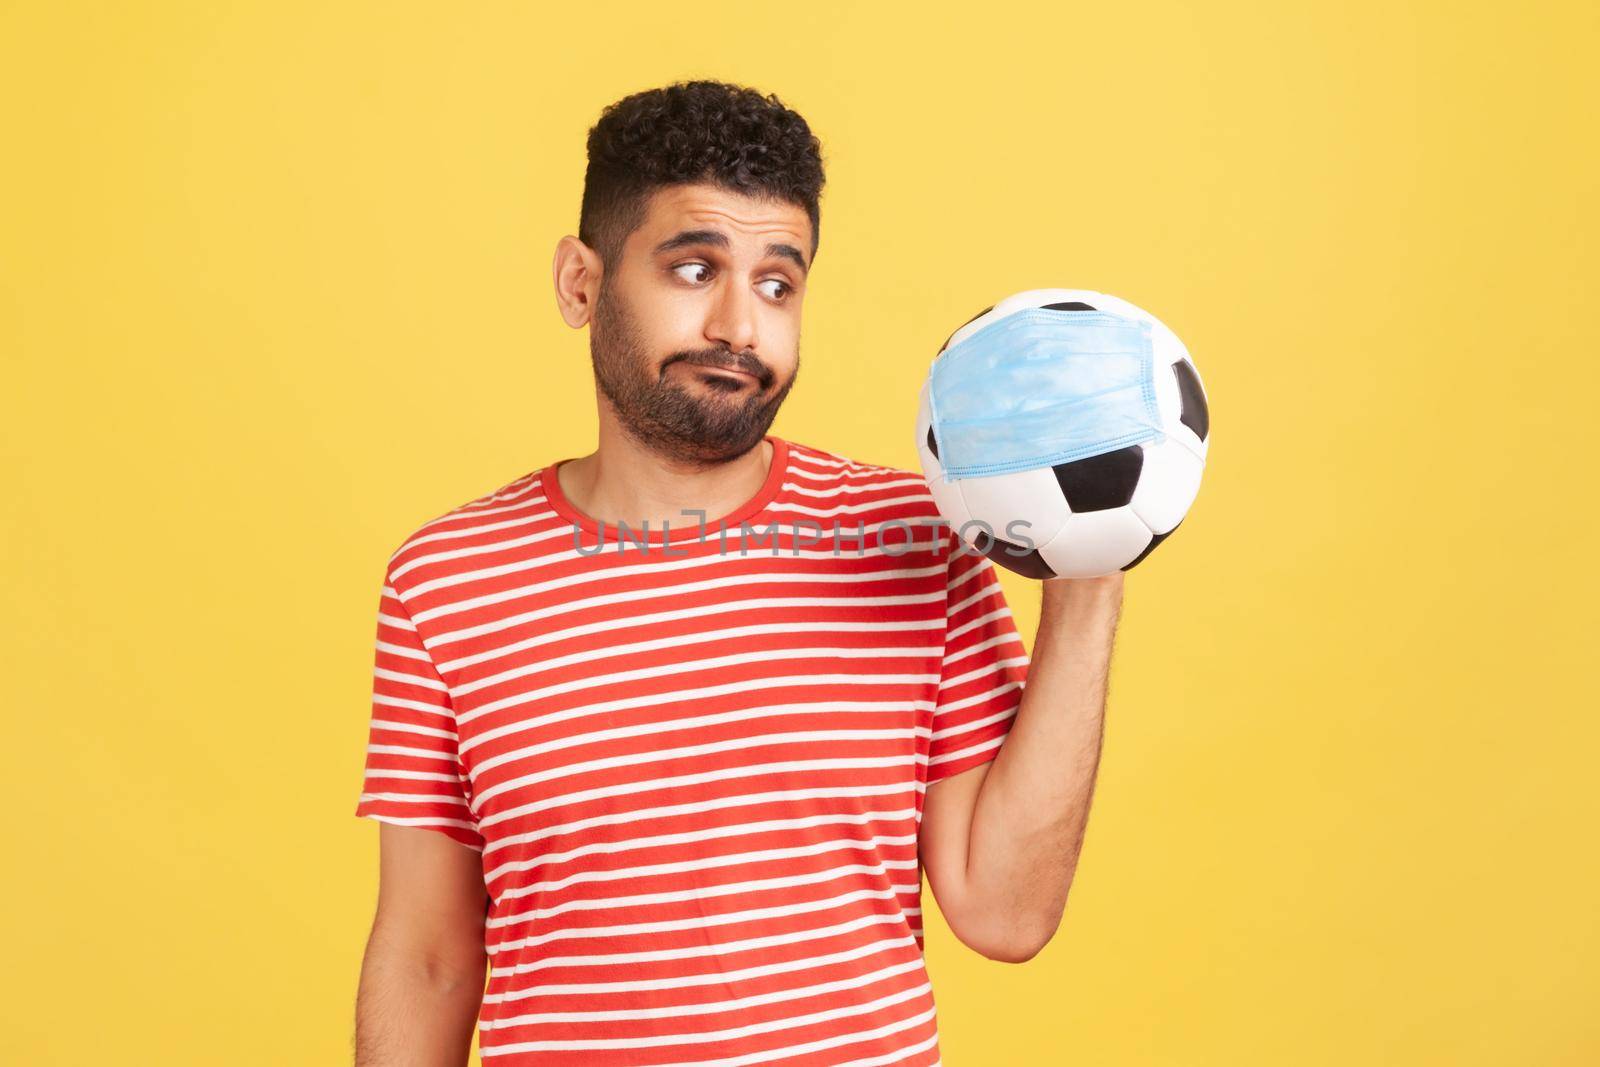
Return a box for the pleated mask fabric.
[926,307,1166,482]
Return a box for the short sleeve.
[352,569,485,851]
[927,534,1031,785]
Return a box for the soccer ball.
[915,288,1210,578]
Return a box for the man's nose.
[705,280,760,356]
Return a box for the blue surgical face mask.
[925,307,1165,482]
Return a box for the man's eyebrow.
[652,228,809,276]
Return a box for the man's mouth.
[680,362,759,385]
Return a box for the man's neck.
[556,434,774,533]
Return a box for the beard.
[589,279,798,468]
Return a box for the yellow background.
[4,1,1597,1062]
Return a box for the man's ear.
[552,235,603,328]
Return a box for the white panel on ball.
[1038,508,1154,578]
[991,287,1104,316]
[957,466,1073,548]
[1129,437,1203,535]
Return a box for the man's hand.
[354,823,489,1065]
[919,571,1124,962]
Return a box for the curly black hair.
[578,79,826,275]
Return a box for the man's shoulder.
[783,438,948,543]
[382,463,552,588]
[784,437,926,488]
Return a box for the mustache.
[668,349,772,387]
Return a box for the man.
[353,79,1123,1066]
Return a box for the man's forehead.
[641,184,811,248]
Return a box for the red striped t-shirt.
[354,434,1030,1065]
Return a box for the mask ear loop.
[923,372,955,484]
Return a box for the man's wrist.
[1042,570,1125,604]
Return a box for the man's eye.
[672,264,791,301]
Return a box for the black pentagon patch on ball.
[939,304,995,354]
[1171,359,1209,441]
[1052,445,1143,512]
[1041,301,1097,311]
[1121,519,1181,571]
[925,426,939,460]
[980,537,1057,580]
